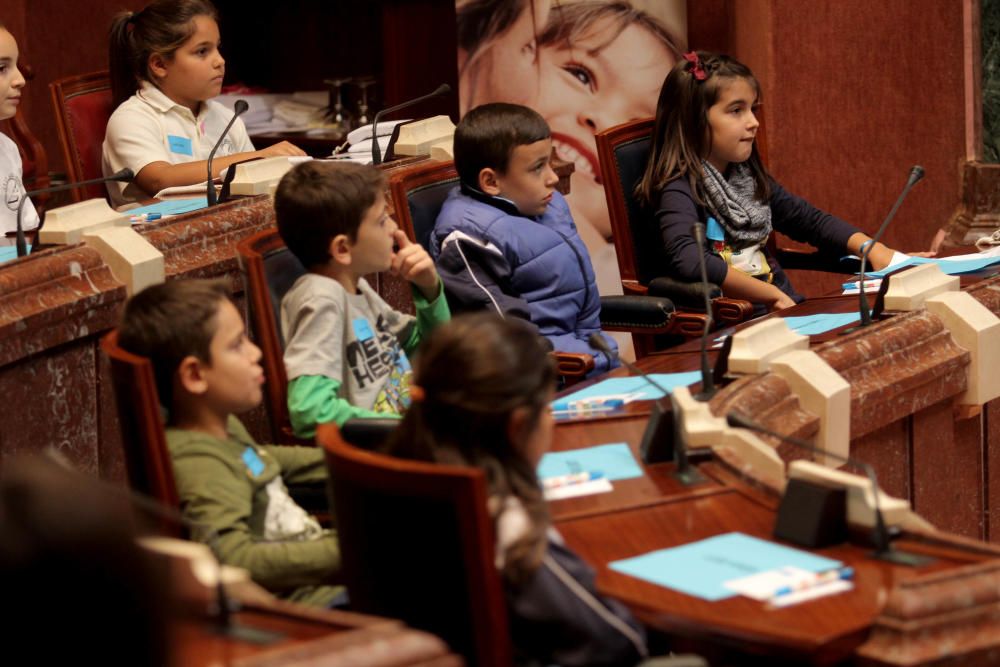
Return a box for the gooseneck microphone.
[206,99,249,206]
[588,333,705,483]
[14,168,135,257]
[856,165,925,326]
[726,411,930,565]
[370,83,451,165]
[690,222,716,399]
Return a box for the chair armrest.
[553,352,594,386]
[647,276,722,309]
[599,295,675,330]
[776,248,861,274]
[340,418,400,451]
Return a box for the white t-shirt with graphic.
[0,133,39,235]
[281,273,415,414]
[101,81,254,208]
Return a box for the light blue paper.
[537,443,643,482]
[127,197,208,217]
[0,244,29,263]
[609,532,842,601]
[862,255,1000,279]
[553,372,702,406]
[782,312,860,336]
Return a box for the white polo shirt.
[102,82,255,208]
[1,133,39,235]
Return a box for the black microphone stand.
[14,168,135,257]
[370,84,451,165]
[206,99,249,207]
[853,165,925,328]
[727,412,932,566]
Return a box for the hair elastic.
[683,51,708,81]
[409,384,425,403]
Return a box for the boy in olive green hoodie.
[118,279,341,607]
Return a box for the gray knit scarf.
[701,161,771,248]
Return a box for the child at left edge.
[276,161,451,440]
[0,24,39,238]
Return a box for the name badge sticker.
[242,447,265,477]
[352,318,375,341]
[167,135,194,156]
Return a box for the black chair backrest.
[406,176,459,250]
[262,245,306,348]
[610,134,665,286]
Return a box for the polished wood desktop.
[547,277,1000,665]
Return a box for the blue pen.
[771,566,854,598]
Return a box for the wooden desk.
[173,597,459,667]
[549,411,1000,665]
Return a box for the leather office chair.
[387,159,707,364]
[317,421,512,666]
[49,70,113,202]
[101,330,183,538]
[236,228,310,446]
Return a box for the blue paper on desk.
[782,313,860,336]
[862,255,1000,279]
[553,372,702,405]
[609,532,842,601]
[0,244,29,263]
[127,197,208,217]
[537,443,643,482]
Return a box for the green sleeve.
[403,279,451,354]
[262,444,327,486]
[171,451,340,592]
[287,374,393,439]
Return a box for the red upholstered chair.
[100,330,183,538]
[49,70,113,202]
[317,421,512,666]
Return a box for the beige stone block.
[715,427,786,489]
[228,156,296,196]
[768,350,851,467]
[925,291,1000,406]
[882,262,959,311]
[38,198,129,245]
[671,385,726,451]
[429,138,454,161]
[727,318,809,374]
[83,227,164,296]
[393,115,456,157]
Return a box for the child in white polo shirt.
[0,23,39,237]
[102,0,305,208]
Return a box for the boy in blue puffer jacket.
[429,103,618,375]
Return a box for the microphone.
[856,165,925,326]
[206,99,249,206]
[726,411,931,565]
[15,168,135,257]
[370,83,451,165]
[588,333,706,484]
[690,222,716,399]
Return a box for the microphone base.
[869,547,934,567]
[673,466,708,487]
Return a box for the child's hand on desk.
[769,291,796,312]
[391,230,440,300]
[257,141,307,158]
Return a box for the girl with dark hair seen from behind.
[637,51,911,312]
[386,312,648,666]
[102,0,305,207]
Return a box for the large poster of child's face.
[456,0,686,295]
